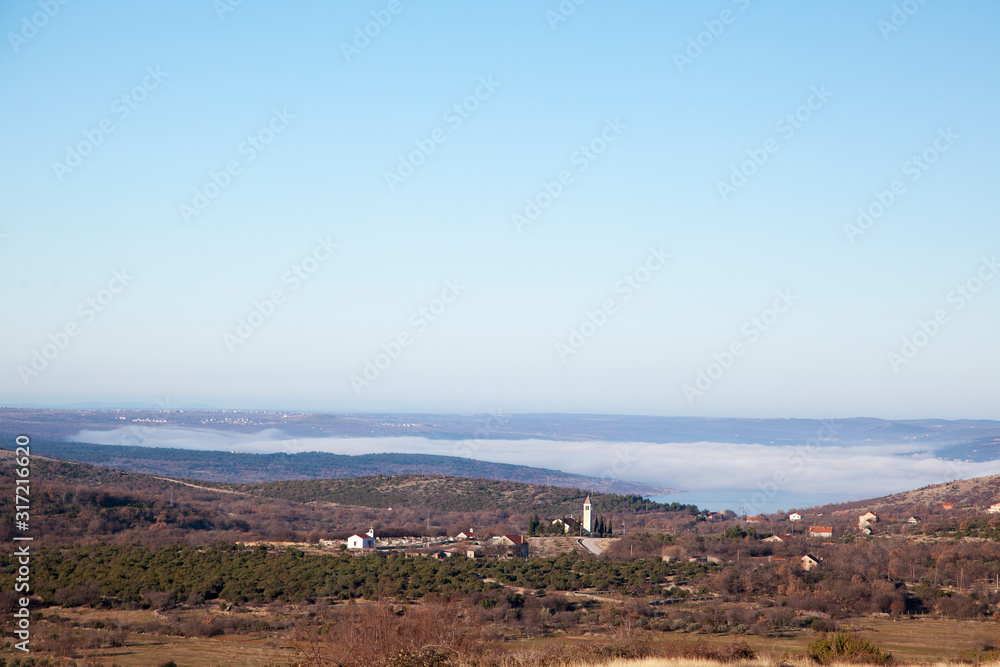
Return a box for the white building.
[347,527,375,550]
[788,513,802,522]
[550,518,575,534]
[583,496,593,533]
[989,503,1000,514]
[808,526,833,539]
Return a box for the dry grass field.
[52,635,295,667]
[622,617,1000,661]
[569,661,1000,667]
[4,604,998,666]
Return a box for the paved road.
[579,538,604,556]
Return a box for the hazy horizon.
[9,402,1000,422]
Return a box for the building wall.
[347,535,374,549]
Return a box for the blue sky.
[2,1,998,418]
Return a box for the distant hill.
[805,472,1000,516]
[206,474,701,515]
[936,436,1000,461]
[850,473,1000,510]
[14,440,674,495]
[0,450,698,547]
[5,408,1000,453]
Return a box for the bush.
[809,617,837,633]
[808,631,892,665]
[383,648,452,667]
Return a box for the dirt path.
[151,476,245,495]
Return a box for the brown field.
[4,604,998,666]
[571,661,1000,667]
[626,616,1000,661]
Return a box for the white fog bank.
[71,426,1000,505]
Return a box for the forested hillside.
[210,474,701,515]
[28,439,670,494]
[0,450,699,547]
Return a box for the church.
[347,527,375,549]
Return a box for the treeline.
[215,474,699,516]
[610,530,1000,621]
[606,494,701,514]
[0,545,709,608]
[21,535,998,625]
[919,515,1000,541]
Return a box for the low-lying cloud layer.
[72,426,1000,508]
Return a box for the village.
[328,496,603,560]
[262,496,1000,577]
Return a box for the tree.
[528,514,540,537]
